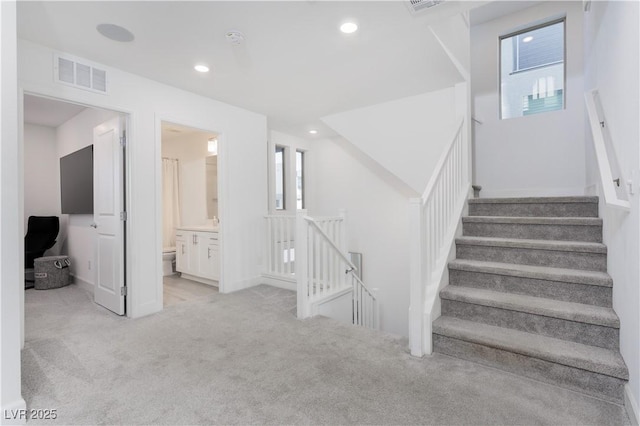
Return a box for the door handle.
[90,223,97,228]
[207,247,211,259]
[182,245,185,255]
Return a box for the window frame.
[274,145,286,211]
[295,149,306,210]
[498,17,567,120]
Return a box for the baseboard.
[2,397,27,425]
[179,273,219,288]
[625,385,640,426]
[222,275,261,293]
[479,186,587,198]
[70,274,93,293]
[584,183,598,196]
[260,274,296,291]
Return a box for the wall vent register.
[54,55,107,94]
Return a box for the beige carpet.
[22,284,630,425]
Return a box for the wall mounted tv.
[60,145,94,214]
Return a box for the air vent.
[406,0,445,15]
[54,55,108,94]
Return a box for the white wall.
[471,1,586,197]
[583,0,640,420]
[322,87,457,195]
[1,0,27,420]
[18,39,268,319]
[56,107,119,287]
[23,123,58,232]
[307,137,412,337]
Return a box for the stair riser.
[456,245,607,272]
[463,222,602,243]
[449,269,612,307]
[468,203,598,218]
[433,334,624,404]
[441,300,618,350]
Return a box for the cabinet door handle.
[207,247,211,259]
[182,245,185,255]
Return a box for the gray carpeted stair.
[434,196,628,403]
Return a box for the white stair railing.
[409,116,471,356]
[296,210,378,329]
[585,89,631,212]
[264,214,296,281]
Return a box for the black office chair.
[25,216,59,285]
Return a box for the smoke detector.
[406,0,446,15]
[225,31,245,45]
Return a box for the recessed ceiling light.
[522,36,534,43]
[340,22,358,34]
[309,130,318,135]
[194,64,210,73]
[96,23,135,42]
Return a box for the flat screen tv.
[60,145,93,214]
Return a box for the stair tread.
[469,196,599,204]
[433,316,628,380]
[440,285,619,327]
[449,259,612,287]
[456,236,607,253]
[462,216,602,226]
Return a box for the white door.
[93,117,125,315]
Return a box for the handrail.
[584,89,631,212]
[305,216,376,300]
[421,118,465,202]
[304,216,358,273]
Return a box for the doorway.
[22,94,129,318]
[160,121,219,307]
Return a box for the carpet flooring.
[22,283,630,425]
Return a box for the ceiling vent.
[406,0,446,15]
[54,55,107,94]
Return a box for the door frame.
[155,115,228,296]
[19,87,133,345]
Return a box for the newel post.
[296,209,310,319]
[409,198,425,357]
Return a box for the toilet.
[162,247,176,276]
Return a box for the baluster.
[315,227,320,297]
[266,218,272,274]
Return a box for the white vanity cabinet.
[175,227,219,285]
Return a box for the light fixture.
[522,36,534,43]
[309,130,318,135]
[194,64,210,73]
[96,23,135,42]
[340,22,358,34]
[208,138,218,155]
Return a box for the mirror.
[206,155,218,219]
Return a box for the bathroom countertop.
[176,225,219,233]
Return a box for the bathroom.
[161,121,220,305]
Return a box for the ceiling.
[17,1,533,139]
[23,94,86,127]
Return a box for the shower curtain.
[162,158,181,249]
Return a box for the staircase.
[433,196,629,403]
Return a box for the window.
[500,19,565,119]
[296,150,305,209]
[275,146,285,210]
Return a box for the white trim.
[311,286,352,314]
[261,274,296,291]
[1,398,27,425]
[228,275,262,293]
[478,186,587,198]
[179,273,218,288]
[70,274,94,293]
[626,385,640,426]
